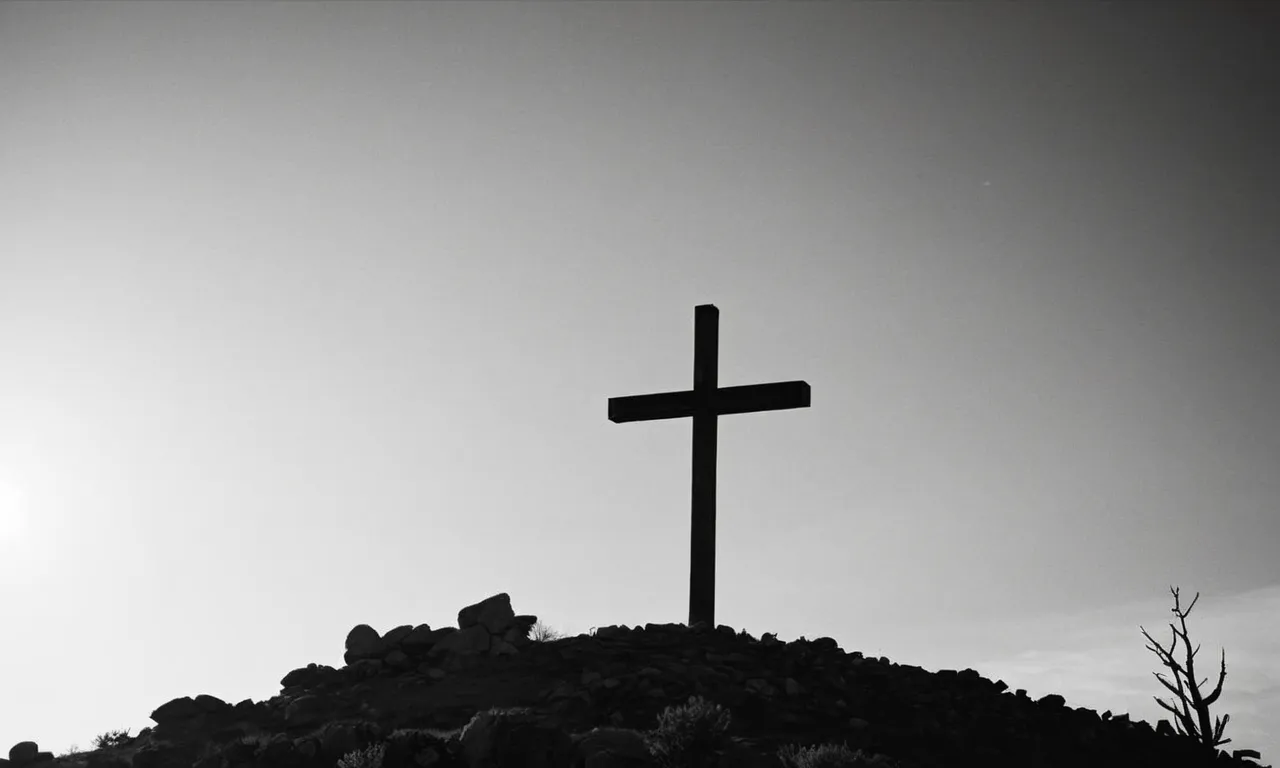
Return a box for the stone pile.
[3,592,1271,768]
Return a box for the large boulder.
[150,696,204,725]
[344,624,387,665]
[193,694,232,715]
[7,742,39,766]
[458,593,515,634]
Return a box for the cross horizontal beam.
[608,380,811,424]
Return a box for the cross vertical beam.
[690,305,719,630]
[608,304,811,629]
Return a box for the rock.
[350,658,383,679]
[382,624,415,648]
[458,593,516,634]
[281,662,338,690]
[7,743,37,766]
[431,624,490,656]
[194,693,232,714]
[504,626,533,648]
[460,707,575,768]
[343,624,386,665]
[150,696,203,725]
[400,624,437,652]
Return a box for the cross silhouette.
[608,304,811,628]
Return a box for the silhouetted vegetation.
[1140,585,1232,749]
[528,619,563,642]
[92,728,133,750]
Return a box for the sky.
[2,1,1278,762]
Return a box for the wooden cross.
[608,304,811,629]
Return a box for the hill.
[3,593,1270,768]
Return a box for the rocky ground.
[3,593,1271,768]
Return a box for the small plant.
[1139,585,1231,748]
[644,695,736,768]
[336,742,386,768]
[778,742,900,768]
[92,729,133,750]
[56,744,84,760]
[529,619,563,642]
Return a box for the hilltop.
[3,593,1270,768]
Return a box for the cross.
[608,304,811,629]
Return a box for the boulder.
[280,663,337,690]
[458,593,516,634]
[461,708,575,768]
[150,696,203,725]
[400,624,437,653]
[343,624,386,665]
[381,624,415,648]
[431,624,490,656]
[7,743,38,766]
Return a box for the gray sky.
[2,1,1277,760]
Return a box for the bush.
[644,695,736,768]
[92,729,133,750]
[336,742,386,768]
[778,742,901,768]
[529,620,563,642]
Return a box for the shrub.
[92,729,133,750]
[336,742,386,768]
[644,695,736,768]
[458,705,537,742]
[778,742,901,768]
[1139,585,1232,749]
[529,620,562,642]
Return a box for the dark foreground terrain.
[3,593,1270,768]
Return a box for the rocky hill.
[4,593,1271,768]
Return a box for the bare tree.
[1139,585,1231,748]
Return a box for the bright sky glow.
[0,479,27,542]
